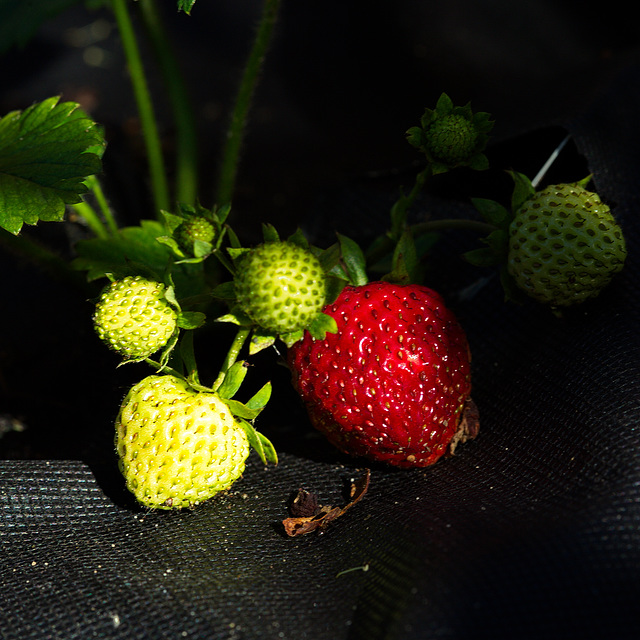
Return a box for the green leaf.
[245,382,272,414]
[278,329,304,348]
[262,223,280,243]
[249,329,277,355]
[471,198,510,228]
[210,281,237,301]
[226,399,260,421]
[307,312,338,340]
[337,233,368,287]
[509,171,536,212]
[177,0,197,14]
[0,97,105,234]
[215,308,253,327]
[177,311,206,330]
[286,227,310,249]
[72,220,206,297]
[216,361,248,400]
[239,419,278,465]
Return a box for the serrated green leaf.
[337,233,368,287]
[217,361,248,400]
[245,382,272,414]
[307,312,338,340]
[177,311,206,330]
[0,97,105,234]
[72,220,205,297]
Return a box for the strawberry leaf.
[0,97,105,234]
[249,329,277,355]
[239,419,278,465]
[307,312,338,340]
[337,233,368,287]
[509,171,536,212]
[217,361,248,400]
[262,223,280,243]
[471,198,510,228]
[177,0,197,14]
[245,382,272,414]
[177,311,206,330]
[226,399,261,420]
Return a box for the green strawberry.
[177,217,216,251]
[115,374,250,509]
[234,241,326,334]
[406,93,493,173]
[425,114,479,165]
[93,276,178,359]
[507,183,627,306]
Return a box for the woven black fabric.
[2,26,640,640]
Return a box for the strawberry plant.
[0,0,628,509]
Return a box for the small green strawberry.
[93,276,178,359]
[177,216,216,252]
[234,241,326,335]
[115,374,251,509]
[507,183,627,306]
[406,93,493,174]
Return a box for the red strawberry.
[287,281,477,467]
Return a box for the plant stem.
[212,326,251,391]
[215,0,281,207]
[87,175,119,235]
[138,0,199,205]
[366,218,498,268]
[389,165,432,241]
[70,200,109,239]
[111,0,170,216]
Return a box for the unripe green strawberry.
[93,276,178,359]
[507,183,627,306]
[115,375,250,509]
[425,114,479,165]
[234,241,326,334]
[177,217,215,251]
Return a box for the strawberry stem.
[212,326,251,391]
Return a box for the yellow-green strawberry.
[234,241,326,334]
[507,183,627,306]
[93,276,178,359]
[115,375,250,509]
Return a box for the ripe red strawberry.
[288,281,477,467]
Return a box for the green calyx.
[407,93,493,174]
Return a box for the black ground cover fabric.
[2,5,640,640]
